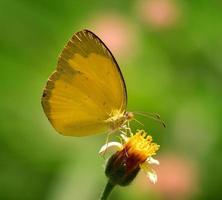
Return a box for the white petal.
[99,142,122,156]
[147,170,158,184]
[140,162,158,184]
[146,157,160,165]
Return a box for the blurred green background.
[1,0,222,199]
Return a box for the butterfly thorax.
[107,111,134,131]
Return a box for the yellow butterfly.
[41,29,134,137]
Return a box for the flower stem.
[100,181,115,200]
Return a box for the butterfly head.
[124,111,134,121]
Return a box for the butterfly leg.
[120,122,132,136]
[119,127,127,135]
[127,121,133,136]
[101,130,115,157]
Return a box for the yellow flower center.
[124,130,160,162]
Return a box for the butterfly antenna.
[133,111,166,128]
[133,118,144,126]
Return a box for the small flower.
[88,13,138,59]
[99,130,160,186]
[137,0,180,29]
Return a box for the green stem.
[100,181,115,200]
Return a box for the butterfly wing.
[41,30,127,136]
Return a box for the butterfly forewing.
[42,30,127,136]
